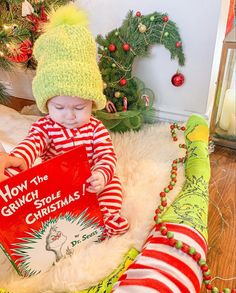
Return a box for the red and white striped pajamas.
[112,223,207,293]
[10,115,129,236]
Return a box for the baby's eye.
[55,106,64,110]
[75,106,85,110]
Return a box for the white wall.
[0,0,230,121]
[77,0,229,121]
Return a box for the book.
[0,145,105,277]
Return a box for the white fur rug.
[0,105,185,293]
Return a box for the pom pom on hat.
[45,4,88,31]
[32,4,106,113]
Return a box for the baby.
[0,4,129,237]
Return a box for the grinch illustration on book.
[45,225,67,262]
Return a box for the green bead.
[164,188,170,193]
[167,231,174,239]
[115,31,119,36]
[223,288,230,293]
[104,47,108,50]
[204,269,211,276]
[172,163,177,167]
[112,63,116,68]
[157,218,162,224]
[204,280,210,284]
[161,197,167,202]
[175,240,183,249]
[171,174,176,179]
[158,205,164,211]
[164,32,169,37]
[211,288,219,293]
[160,226,167,231]
[170,181,175,186]
[198,259,206,266]
[188,247,196,255]
[150,16,155,21]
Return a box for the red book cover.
[0,145,105,277]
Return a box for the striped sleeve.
[10,118,49,168]
[92,121,117,184]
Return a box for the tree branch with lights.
[0,0,70,103]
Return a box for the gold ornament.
[138,24,147,33]
[114,91,121,98]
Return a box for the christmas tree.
[0,0,71,104]
[95,11,185,132]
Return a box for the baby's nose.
[65,110,76,120]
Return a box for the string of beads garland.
[153,123,236,293]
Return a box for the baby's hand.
[0,153,27,182]
[86,171,105,194]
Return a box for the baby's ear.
[92,102,97,112]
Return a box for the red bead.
[203,275,211,280]
[231,289,236,293]
[168,185,173,190]
[161,229,168,236]
[136,11,141,17]
[108,43,116,52]
[161,201,167,207]
[201,265,209,272]
[172,166,177,171]
[206,284,213,290]
[169,238,177,246]
[120,79,127,86]
[173,160,177,164]
[175,41,182,48]
[173,137,178,141]
[154,215,158,221]
[122,43,130,51]
[181,244,189,253]
[160,192,166,197]
[181,126,186,131]
[163,15,169,22]
[155,208,161,214]
[193,252,201,261]
[172,178,177,183]
[170,124,175,130]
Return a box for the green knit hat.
[32,4,106,113]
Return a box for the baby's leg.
[97,175,129,236]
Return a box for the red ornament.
[7,39,33,63]
[120,79,127,86]
[122,43,130,51]
[171,72,185,87]
[175,41,182,48]
[136,11,141,17]
[26,5,48,32]
[163,15,169,22]
[108,43,117,52]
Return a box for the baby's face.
[48,96,92,129]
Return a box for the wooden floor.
[201,145,236,292]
